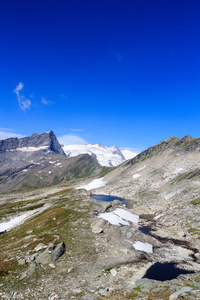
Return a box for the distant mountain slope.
[0,131,107,192]
[0,130,65,155]
[92,135,200,211]
[62,143,137,167]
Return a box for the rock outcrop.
[0,130,65,155]
[0,131,107,192]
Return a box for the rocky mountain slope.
[0,131,107,192]
[1,134,200,299]
[62,143,137,167]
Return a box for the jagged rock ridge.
[0,131,107,192]
[0,130,65,155]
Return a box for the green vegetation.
[0,187,96,292]
[0,199,45,219]
[174,169,200,182]
[190,197,200,205]
[181,137,200,148]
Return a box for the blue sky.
[0,0,200,152]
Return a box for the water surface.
[143,262,194,281]
[91,194,133,208]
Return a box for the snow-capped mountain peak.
[62,143,137,167]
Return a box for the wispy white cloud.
[70,129,84,132]
[57,135,87,145]
[0,130,25,140]
[60,94,68,100]
[0,127,14,131]
[41,97,53,105]
[13,82,31,111]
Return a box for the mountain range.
[0,130,136,192]
[0,131,107,192]
[62,143,137,167]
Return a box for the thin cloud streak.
[0,130,25,140]
[0,127,14,131]
[13,82,31,111]
[60,94,68,100]
[41,97,53,105]
[70,129,84,132]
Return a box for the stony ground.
[0,182,200,300]
[1,144,200,299]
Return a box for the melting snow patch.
[98,208,139,226]
[133,173,141,179]
[77,178,105,191]
[49,171,52,174]
[114,208,139,224]
[98,212,130,226]
[0,215,27,233]
[173,167,184,174]
[17,146,47,152]
[138,165,146,171]
[49,161,56,164]
[133,241,153,253]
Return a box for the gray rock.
[48,243,55,251]
[110,268,117,276]
[34,243,47,252]
[126,231,133,239]
[169,287,192,300]
[36,241,66,264]
[51,241,66,262]
[18,259,26,265]
[111,200,121,206]
[30,252,39,261]
[26,230,34,234]
[92,227,103,234]
[100,202,112,212]
[92,218,105,233]
[20,262,38,279]
[35,249,52,264]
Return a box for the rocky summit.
[0,131,107,193]
[1,134,200,299]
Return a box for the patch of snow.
[17,146,48,152]
[138,165,146,171]
[49,171,52,174]
[133,173,141,179]
[55,162,62,166]
[98,212,130,226]
[114,208,139,224]
[133,241,153,253]
[77,178,105,191]
[122,150,137,160]
[98,208,139,226]
[23,169,27,172]
[173,167,184,174]
[49,161,56,164]
[0,215,27,233]
[62,144,125,167]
